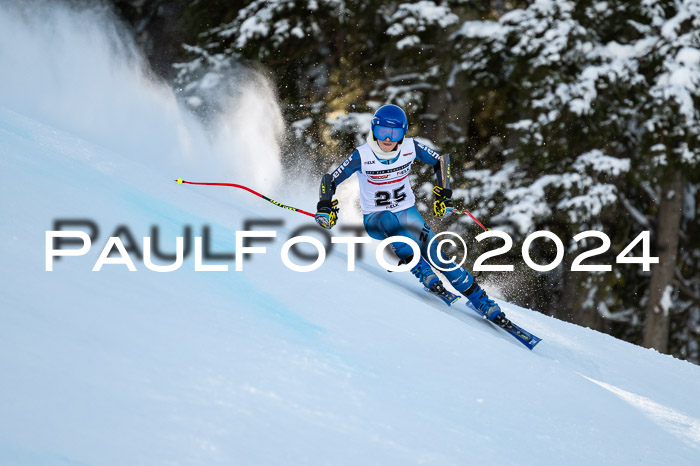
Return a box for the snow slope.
[2,106,700,466]
[1,4,700,466]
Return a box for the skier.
[314,104,504,322]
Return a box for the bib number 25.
[375,186,407,207]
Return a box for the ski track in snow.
[582,376,700,451]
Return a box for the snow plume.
[0,0,282,189]
[200,68,286,189]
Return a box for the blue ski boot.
[464,283,504,322]
[400,256,460,306]
[410,257,440,291]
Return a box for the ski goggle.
[373,125,405,142]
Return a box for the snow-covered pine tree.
[632,0,700,352]
[173,0,388,174]
[450,0,700,357]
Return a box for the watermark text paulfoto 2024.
[45,218,659,273]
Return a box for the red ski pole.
[175,178,315,218]
[452,207,489,231]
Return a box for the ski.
[423,283,461,306]
[470,307,542,350]
[422,282,541,350]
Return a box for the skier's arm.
[317,150,361,202]
[415,142,453,218]
[415,142,450,190]
[315,150,361,229]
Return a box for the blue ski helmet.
[371,104,408,143]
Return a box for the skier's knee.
[392,243,415,260]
